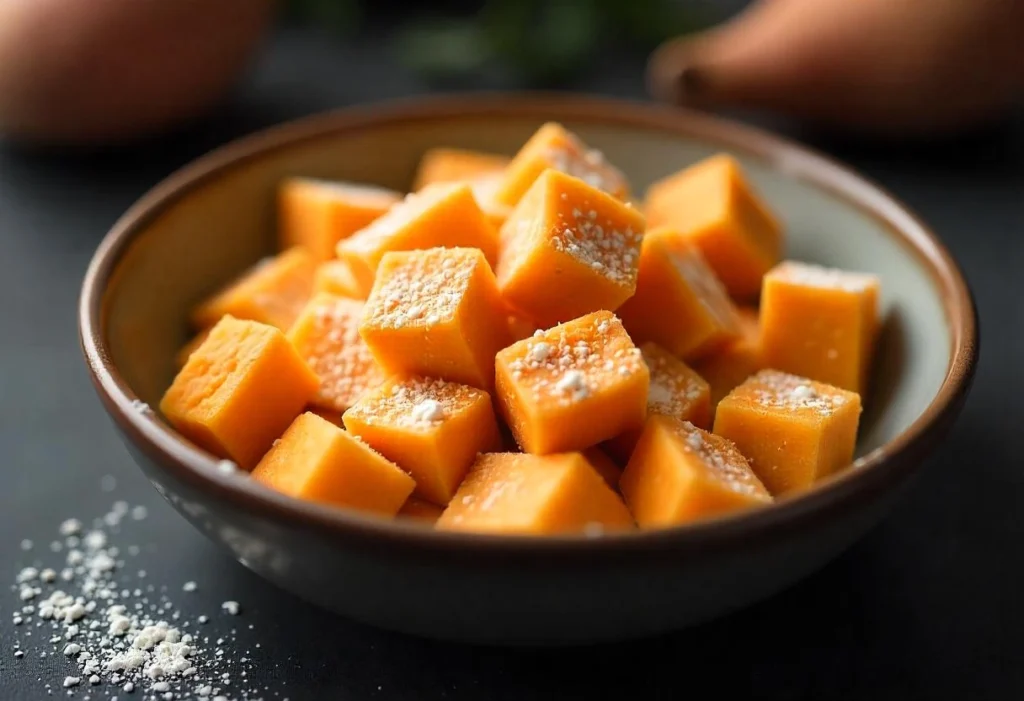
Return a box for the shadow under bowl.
[79,93,977,645]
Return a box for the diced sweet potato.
[713,370,862,495]
[398,496,445,524]
[495,311,649,454]
[497,169,645,327]
[190,248,315,331]
[174,328,211,369]
[617,227,741,361]
[160,316,319,469]
[620,416,772,527]
[307,405,344,427]
[360,247,511,390]
[336,183,498,290]
[313,260,369,300]
[436,452,634,535]
[468,173,514,230]
[287,292,383,413]
[643,154,783,300]
[412,147,510,191]
[343,376,502,505]
[693,306,763,411]
[494,122,630,207]
[760,261,881,395]
[251,411,414,515]
[278,178,401,262]
[605,342,711,462]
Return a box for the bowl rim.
[79,92,978,560]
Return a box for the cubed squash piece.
[398,496,445,524]
[287,292,383,413]
[643,154,783,300]
[617,227,741,361]
[494,122,630,207]
[605,342,711,462]
[336,183,498,290]
[497,169,645,327]
[693,306,764,410]
[314,260,369,300]
[307,405,344,427]
[174,328,211,369]
[360,247,511,389]
[583,447,622,490]
[190,248,315,331]
[713,370,862,495]
[160,317,319,469]
[760,261,881,395]
[620,416,772,527]
[278,178,402,262]
[412,147,510,191]
[469,173,514,230]
[343,376,502,505]
[436,452,634,535]
[495,311,649,454]
[251,412,414,515]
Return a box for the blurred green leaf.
[604,0,710,46]
[396,20,491,81]
[287,0,362,35]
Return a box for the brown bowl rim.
[79,92,978,561]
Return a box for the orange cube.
[617,227,741,361]
[398,496,445,524]
[307,405,344,428]
[174,328,211,369]
[605,342,711,462]
[620,416,772,528]
[160,317,319,469]
[495,311,649,454]
[436,452,634,535]
[313,260,369,300]
[251,412,414,515]
[583,447,622,490]
[360,247,511,390]
[343,376,502,505]
[468,173,514,230]
[693,306,764,410]
[506,312,539,342]
[760,261,881,395]
[713,370,862,495]
[496,169,645,327]
[191,248,315,331]
[278,178,402,262]
[411,147,510,191]
[336,183,499,290]
[287,292,383,413]
[643,154,783,300]
[494,122,630,207]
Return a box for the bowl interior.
[101,104,950,469]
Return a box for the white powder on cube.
[9,497,270,700]
[410,399,445,424]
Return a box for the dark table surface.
[2,28,1022,701]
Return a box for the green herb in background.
[285,0,707,86]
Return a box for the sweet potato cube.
[307,405,344,427]
[497,169,645,327]
[617,227,741,361]
[760,261,881,395]
[336,183,498,290]
[468,173,514,230]
[713,370,862,495]
[583,447,622,490]
[287,292,383,413]
[494,122,630,207]
[643,154,783,300]
[412,147,510,191]
[436,452,634,535]
[314,260,369,300]
[694,306,764,411]
[160,317,319,469]
[495,311,649,454]
[343,376,502,505]
[620,416,771,528]
[191,248,315,331]
[360,247,511,389]
[251,412,414,515]
[174,328,211,369]
[278,178,401,262]
[605,342,711,462]
[398,497,445,524]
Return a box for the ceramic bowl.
[79,94,977,645]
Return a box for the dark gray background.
[2,24,1022,701]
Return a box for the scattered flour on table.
[9,495,283,700]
